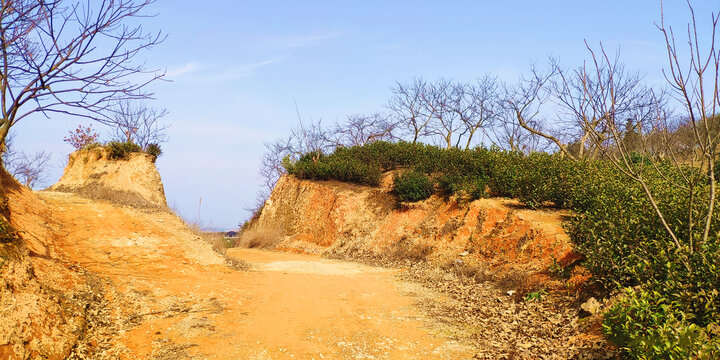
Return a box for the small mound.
[48,147,167,208]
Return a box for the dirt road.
[39,191,472,359]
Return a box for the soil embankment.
[48,148,167,208]
[2,150,608,358]
[243,174,611,358]
[0,151,476,359]
[0,172,98,359]
[249,174,582,278]
[27,191,474,359]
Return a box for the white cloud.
[167,58,281,83]
[215,58,282,80]
[278,30,342,48]
[166,62,204,78]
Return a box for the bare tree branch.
[108,99,168,148]
[0,0,165,152]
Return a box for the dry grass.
[389,237,434,265]
[495,269,530,292]
[440,260,492,284]
[234,227,283,249]
[183,220,232,256]
[182,220,250,269]
[323,235,435,268]
[203,233,229,255]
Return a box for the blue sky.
[10,0,719,229]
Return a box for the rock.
[580,297,602,315]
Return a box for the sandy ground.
[38,191,473,359]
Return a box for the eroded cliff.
[248,174,582,279]
[48,148,167,208]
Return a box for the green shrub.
[436,173,489,200]
[145,143,162,159]
[288,150,382,186]
[81,142,102,151]
[393,171,434,202]
[106,141,142,160]
[604,288,720,359]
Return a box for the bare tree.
[422,78,464,149]
[330,113,397,147]
[388,78,433,143]
[578,1,719,252]
[450,75,502,149]
[0,0,164,166]
[553,49,662,160]
[257,118,333,198]
[109,100,168,148]
[2,133,51,188]
[506,53,661,160]
[256,138,291,203]
[491,102,552,153]
[7,150,51,188]
[506,62,577,158]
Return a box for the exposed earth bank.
[248,174,586,284]
[0,151,473,359]
[48,147,167,208]
[2,183,477,358]
[243,174,613,358]
[1,151,611,359]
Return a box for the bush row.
[83,141,162,161]
[283,141,720,358]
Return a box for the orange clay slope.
[245,173,587,287]
[0,152,476,359]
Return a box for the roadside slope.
[0,171,98,359]
[243,174,610,358]
[249,174,580,277]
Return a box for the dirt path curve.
[38,191,473,359]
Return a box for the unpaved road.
[39,191,472,359]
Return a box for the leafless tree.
[506,54,661,160]
[0,0,164,170]
[505,62,577,158]
[392,77,503,149]
[421,78,464,149]
[2,133,51,188]
[491,101,552,153]
[7,150,51,188]
[330,113,397,147]
[256,138,291,203]
[257,118,333,197]
[553,49,663,160]
[579,1,719,252]
[450,75,502,149]
[388,78,437,143]
[109,100,168,148]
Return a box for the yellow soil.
[37,191,473,359]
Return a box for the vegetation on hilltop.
[63,124,164,162]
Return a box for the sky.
[9,0,720,230]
